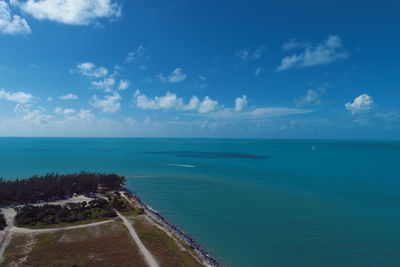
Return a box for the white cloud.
[236,49,249,61]
[133,90,219,113]
[89,92,121,113]
[234,95,248,112]
[194,75,207,89]
[252,45,266,60]
[277,35,348,71]
[118,79,129,90]
[249,107,312,117]
[198,96,218,113]
[76,62,108,78]
[254,67,264,77]
[183,96,200,111]
[14,104,52,125]
[158,68,186,83]
[54,107,76,115]
[295,88,325,106]
[12,0,121,25]
[125,116,136,126]
[134,90,184,110]
[209,107,314,119]
[59,93,78,100]
[125,45,148,63]
[345,94,374,115]
[91,77,115,92]
[76,108,94,120]
[0,89,34,103]
[236,45,266,61]
[282,39,311,50]
[0,0,31,34]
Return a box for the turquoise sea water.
[1,138,400,266]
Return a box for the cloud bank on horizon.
[0,0,399,138]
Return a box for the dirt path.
[117,211,159,267]
[12,220,114,234]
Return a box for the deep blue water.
[1,138,400,266]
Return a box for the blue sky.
[0,0,399,138]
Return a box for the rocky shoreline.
[124,190,223,267]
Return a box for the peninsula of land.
[0,172,221,267]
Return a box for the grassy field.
[2,222,146,267]
[133,217,203,267]
[1,233,35,267]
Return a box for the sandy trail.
[117,211,159,267]
[32,195,94,207]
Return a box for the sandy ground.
[32,195,94,206]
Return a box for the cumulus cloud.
[236,45,266,62]
[118,79,129,90]
[183,96,201,111]
[76,62,108,78]
[157,68,186,83]
[134,90,184,110]
[89,92,121,113]
[198,96,218,113]
[0,0,31,34]
[125,45,148,63]
[91,77,115,92]
[11,0,121,25]
[277,35,348,71]
[0,89,34,103]
[59,93,78,100]
[54,107,75,115]
[133,90,219,113]
[234,95,248,112]
[75,108,94,120]
[345,94,374,115]
[14,104,52,125]
[295,88,325,106]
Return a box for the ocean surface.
[1,138,400,266]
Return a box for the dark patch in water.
[143,151,268,160]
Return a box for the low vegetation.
[0,172,126,206]
[0,212,6,230]
[106,192,144,216]
[13,223,147,266]
[15,199,116,227]
[134,219,203,267]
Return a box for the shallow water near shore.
[1,138,400,266]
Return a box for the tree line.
[0,172,126,206]
[0,213,6,230]
[15,199,116,227]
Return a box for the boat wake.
[168,164,195,168]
